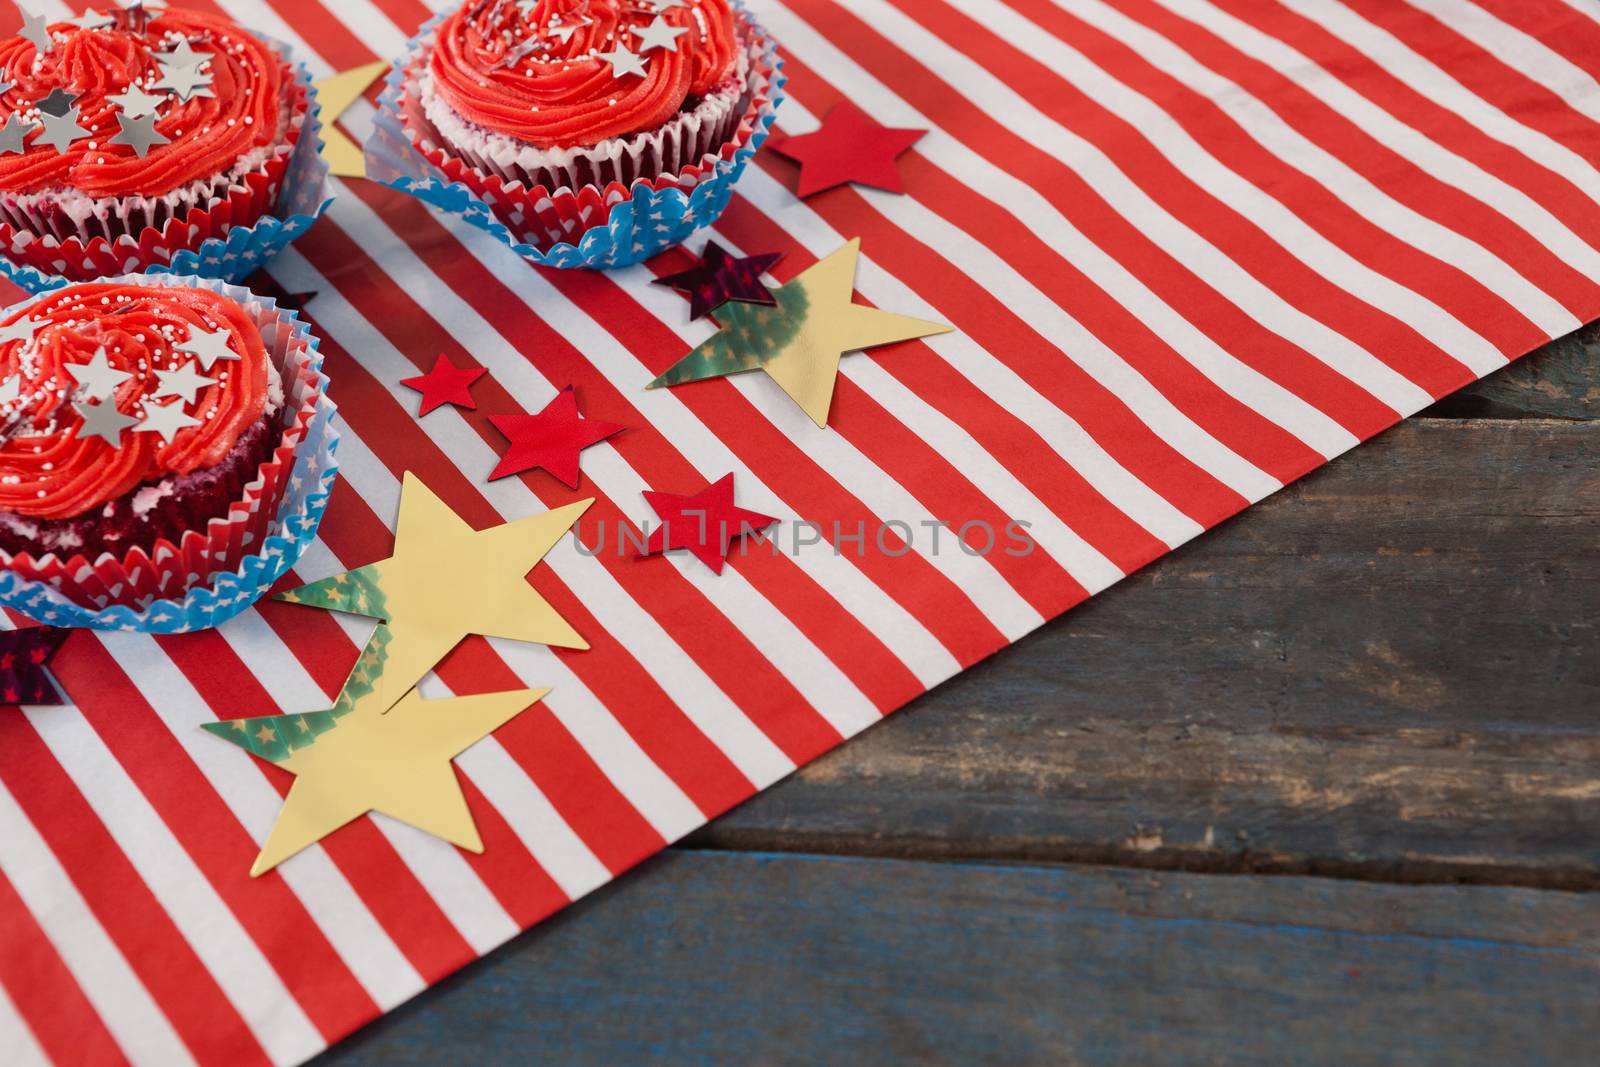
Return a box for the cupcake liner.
[366,2,786,270]
[0,46,334,294]
[0,274,340,634]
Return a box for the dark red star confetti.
[769,102,926,198]
[0,627,68,706]
[489,386,626,487]
[653,241,783,321]
[637,473,778,574]
[402,354,487,416]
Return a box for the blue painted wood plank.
[312,850,1600,1066]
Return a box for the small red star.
[769,102,926,198]
[637,473,778,574]
[488,386,626,487]
[401,354,487,416]
[653,241,783,321]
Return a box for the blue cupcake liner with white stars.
[0,274,341,634]
[365,4,785,271]
[0,50,334,295]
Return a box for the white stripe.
[322,182,994,673]
[1026,0,1506,380]
[946,0,1448,407]
[301,187,968,708]
[1089,0,1545,368]
[1407,0,1600,128]
[269,247,799,789]
[1301,0,1600,210]
[0,970,51,1067]
[215,612,521,956]
[103,635,426,1011]
[447,734,614,900]
[21,706,324,1066]
[316,0,1230,552]
[0,779,197,1067]
[809,0,1359,458]
[313,0,1085,632]
[483,640,708,843]
[706,192,1130,596]
[1154,0,1582,337]
[760,1,1281,500]
[1560,0,1600,28]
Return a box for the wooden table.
[315,326,1598,1066]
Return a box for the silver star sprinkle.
[17,12,53,55]
[495,36,543,70]
[35,89,76,118]
[152,38,205,69]
[548,17,592,44]
[135,398,199,444]
[0,377,20,406]
[110,111,170,158]
[66,347,132,401]
[152,363,215,404]
[0,116,34,157]
[108,84,166,119]
[175,325,239,371]
[632,15,688,53]
[34,106,91,154]
[0,315,38,345]
[151,59,214,102]
[74,399,138,447]
[596,45,649,79]
[67,9,116,29]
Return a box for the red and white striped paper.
[2,1,1598,1063]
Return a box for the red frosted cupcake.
[0,281,293,581]
[402,0,776,249]
[0,5,308,280]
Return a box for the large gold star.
[313,61,389,177]
[245,678,549,876]
[648,238,953,427]
[278,472,592,714]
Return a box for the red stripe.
[0,869,129,1067]
[1343,0,1600,198]
[155,630,478,985]
[45,636,378,1042]
[1002,0,1497,398]
[656,205,1093,616]
[778,1,1329,479]
[1235,0,1600,314]
[1111,0,1559,359]
[432,637,668,876]
[1180,0,1590,327]
[884,0,1414,435]
[0,710,260,1066]
[748,76,1288,510]
[1467,0,1600,83]
[286,214,853,766]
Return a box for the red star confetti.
[638,473,778,575]
[0,627,69,706]
[489,386,626,487]
[402,354,487,416]
[769,102,926,198]
[653,241,783,321]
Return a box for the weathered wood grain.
[694,418,1600,886]
[313,850,1600,1067]
[1427,323,1598,421]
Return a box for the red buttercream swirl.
[0,283,268,521]
[431,0,739,149]
[0,8,288,198]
